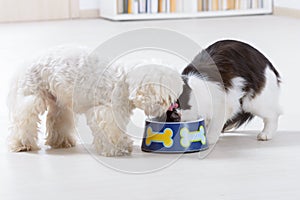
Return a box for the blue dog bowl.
[141,119,208,153]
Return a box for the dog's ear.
[127,65,183,117]
[130,83,169,117]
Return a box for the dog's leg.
[9,95,46,152]
[85,105,133,157]
[45,102,76,148]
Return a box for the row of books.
[117,0,266,14]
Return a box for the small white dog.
[8,46,183,156]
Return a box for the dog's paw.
[101,144,133,157]
[10,143,40,152]
[257,132,272,141]
[100,148,132,157]
[45,136,76,149]
[96,137,133,157]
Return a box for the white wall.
[274,0,300,9]
[80,0,99,10]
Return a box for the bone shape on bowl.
[145,127,173,148]
[180,126,206,148]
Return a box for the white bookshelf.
[99,0,273,21]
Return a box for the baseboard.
[274,7,300,18]
[79,9,99,18]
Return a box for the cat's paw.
[257,132,272,141]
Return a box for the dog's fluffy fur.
[7,46,183,156]
[178,40,281,144]
[8,40,281,156]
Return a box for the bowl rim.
[145,118,204,124]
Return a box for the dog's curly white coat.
[8,46,183,156]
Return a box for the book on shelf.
[118,0,267,14]
[139,0,146,13]
[240,0,252,9]
[252,0,258,9]
[176,0,183,12]
[170,0,176,13]
[151,0,159,13]
[220,0,227,10]
[212,0,219,11]
[202,0,208,11]
[117,0,123,13]
[197,0,203,11]
[247,0,252,9]
[258,0,264,9]
[235,0,240,9]
[227,0,235,10]
[158,0,165,12]
[133,0,139,14]
[166,0,170,13]
[123,0,128,13]
[146,0,151,13]
[127,0,132,13]
[183,0,198,13]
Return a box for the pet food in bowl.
[141,118,208,153]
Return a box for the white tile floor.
[1,15,300,200]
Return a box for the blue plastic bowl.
[141,119,208,153]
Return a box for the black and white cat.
[169,40,281,144]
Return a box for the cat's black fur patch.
[168,40,280,130]
[182,40,280,94]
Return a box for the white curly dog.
[8,46,183,156]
